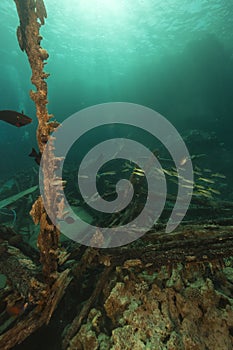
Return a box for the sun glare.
[68,0,126,17]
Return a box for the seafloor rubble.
[1,222,233,349]
[68,260,233,350]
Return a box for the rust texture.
[14,0,62,281]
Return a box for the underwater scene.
[0,0,233,349]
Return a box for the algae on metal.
[14,0,62,281]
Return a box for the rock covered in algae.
[68,309,111,350]
[68,261,233,350]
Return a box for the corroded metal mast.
[14,0,60,282]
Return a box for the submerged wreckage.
[0,1,233,349]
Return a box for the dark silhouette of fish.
[64,216,75,224]
[0,110,32,127]
[29,148,41,165]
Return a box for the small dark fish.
[0,110,32,127]
[64,216,75,224]
[29,148,41,165]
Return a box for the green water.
[0,0,232,203]
[0,2,233,349]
